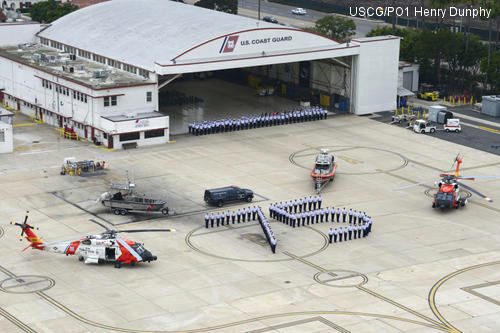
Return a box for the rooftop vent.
[93,69,107,79]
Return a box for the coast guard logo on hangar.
[219,35,239,53]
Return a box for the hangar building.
[0,0,399,149]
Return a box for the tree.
[30,0,78,24]
[481,51,500,92]
[194,0,237,15]
[310,16,356,43]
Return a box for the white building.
[0,109,13,153]
[0,0,401,149]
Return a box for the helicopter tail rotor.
[10,211,43,247]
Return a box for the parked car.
[263,16,278,24]
[204,186,254,207]
[292,8,307,15]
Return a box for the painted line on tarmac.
[13,123,38,127]
[461,121,500,134]
[357,285,450,331]
[283,251,328,272]
[0,264,446,332]
[0,307,37,333]
[283,252,450,331]
[428,261,500,333]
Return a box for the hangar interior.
[157,58,353,135]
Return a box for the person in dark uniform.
[242,209,246,222]
[306,211,311,225]
[339,227,343,242]
[237,209,241,223]
[328,228,333,244]
[292,214,296,228]
[312,196,318,210]
[348,209,353,223]
[357,224,362,238]
[216,212,220,227]
[226,211,230,225]
[231,211,236,224]
[318,195,322,209]
[348,225,352,240]
[246,207,251,221]
[302,197,307,211]
[344,227,348,241]
[336,207,341,222]
[342,207,347,222]
[333,228,338,243]
[307,196,312,211]
[210,213,215,228]
[353,224,357,239]
[320,208,325,223]
[204,214,209,228]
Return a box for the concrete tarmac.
[0,111,499,333]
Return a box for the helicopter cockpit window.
[316,163,329,170]
[82,239,91,245]
[132,244,145,255]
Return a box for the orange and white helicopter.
[394,155,500,209]
[10,211,175,268]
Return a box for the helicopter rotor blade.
[393,180,436,191]
[23,211,29,225]
[458,182,493,202]
[115,229,176,233]
[458,175,500,180]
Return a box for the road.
[238,0,387,37]
[183,0,388,37]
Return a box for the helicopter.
[393,155,500,209]
[10,211,175,268]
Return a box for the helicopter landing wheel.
[432,203,436,208]
[161,208,169,215]
[78,256,84,262]
[114,262,121,269]
[113,209,120,215]
[120,209,127,215]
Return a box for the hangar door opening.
[157,57,352,135]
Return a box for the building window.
[111,96,117,106]
[0,129,5,142]
[104,97,109,107]
[146,92,152,102]
[84,95,87,103]
[119,132,140,142]
[103,133,107,139]
[145,129,164,139]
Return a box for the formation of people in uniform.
[204,206,259,228]
[257,207,277,253]
[188,106,328,136]
[202,196,373,254]
[268,198,373,244]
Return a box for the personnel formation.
[188,106,328,136]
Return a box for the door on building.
[298,61,311,88]
[17,101,20,111]
[0,90,3,104]
[108,135,113,149]
[403,71,413,91]
[84,126,88,138]
[58,116,63,128]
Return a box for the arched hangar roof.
[38,0,359,74]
